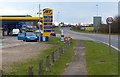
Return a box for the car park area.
[2,36,52,65]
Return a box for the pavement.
[61,40,88,76]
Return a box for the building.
[93,16,102,32]
[118,1,120,16]
[0,15,42,36]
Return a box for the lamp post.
[96,4,99,32]
[96,4,98,16]
[57,11,60,28]
[37,4,41,42]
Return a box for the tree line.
[98,16,120,33]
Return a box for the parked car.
[12,29,20,36]
[50,30,56,37]
[18,33,25,40]
[24,32,38,42]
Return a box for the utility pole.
[96,4,99,32]
[57,11,60,28]
[37,4,41,42]
[96,4,98,16]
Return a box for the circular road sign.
[106,17,114,24]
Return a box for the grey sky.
[0,2,118,24]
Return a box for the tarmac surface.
[63,28,119,51]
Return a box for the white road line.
[102,42,120,51]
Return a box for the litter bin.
[61,35,64,41]
[42,36,49,42]
[46,37,49,41]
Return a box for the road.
[63,28,119,51]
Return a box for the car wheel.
[25,39,27,42]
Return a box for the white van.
[12,29,20,36]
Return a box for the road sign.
[106,17,114,55]
[106,17,114,24]
[42,8,53,37]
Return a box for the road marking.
[102,42,120,51]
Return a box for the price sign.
[43,8,53,37]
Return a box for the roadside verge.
[84,40,118,75]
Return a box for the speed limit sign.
[106,17,114,24]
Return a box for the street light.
[96,4,98,16]
[37,4,41,42]
[96,4,99,32]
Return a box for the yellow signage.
[42,8,53,37]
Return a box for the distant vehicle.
[18,33,25,40]
[24,32,38,42]
[12,29,20,36]
[50,30,56,36]
[35,29,43,34]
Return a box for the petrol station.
[0,8,53,41]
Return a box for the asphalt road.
[63,28,119,51]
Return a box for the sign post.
[42,8,53,41]
[37,4,42,42]
[106,17,114,54]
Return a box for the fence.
[0,39,72,76]
[28,39,71,77]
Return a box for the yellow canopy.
[0,17,42,21]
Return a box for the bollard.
[60,46,63,55]
[28,66,33,77]
[46,55,50,72]
[0,70,3,77]
[62,46,64,54]
[38,60,43,77]
[54,51,57,62]
[51,52,55,65]
[55,50,58,62]
[57,49,60,59]
[59,47,61,57]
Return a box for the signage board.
[42,8,53,36]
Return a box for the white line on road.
[102,42,120,52]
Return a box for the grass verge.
[70,28,120,35]
[3,37,76,75]
[84,40,118,75]
[54,27,61,34]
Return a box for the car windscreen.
[26,32,36,36]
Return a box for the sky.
[0,1,118,24]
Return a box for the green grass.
[45,40,76,75]
[54,27,61,34]
[70,28,120,35]
[84,40,118,75]
[3,37,76,75]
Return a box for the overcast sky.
[0,1,118,24]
